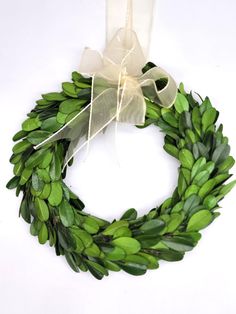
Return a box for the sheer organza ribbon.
[35,0,177,169]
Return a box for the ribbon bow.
[35,0,177,169]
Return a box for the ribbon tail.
[35,86,118,171]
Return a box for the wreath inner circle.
[64,121,178,221]
[7,63,236,280]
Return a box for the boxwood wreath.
[7,62,235,280]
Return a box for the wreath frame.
[7,62,236,280]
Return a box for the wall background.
[0,1,235,313]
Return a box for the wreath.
[7,62,235,279]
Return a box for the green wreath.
[7,62,235,280]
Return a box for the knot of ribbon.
[35,0,177,169]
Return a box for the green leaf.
[174,93,189,113]
[112,237,141,254]
[48,181,63,206]
[13,130,28,142]
[219,180,236,196]
[56,112,68,124]
[13,160,24,176]
[25,149,48,169]
[103,260,120,272]
[198,179,216,198]
[65,252,79,272]
[212,144,230,165]
[35,197,49,222]
[140,219,165,236]
[138,252,159,269]
[166,213,184,233]
[31,172,43,192]
[38,150,53,169]
[162,236,194,252]
[42,92,67,101]
[103,220,129,236]
[59,99,86,114]
[38,223,48,244]
[179,149,194,169]
[36,168,51,183]
[135,234,161,248]
[13,140,32,154]
[69,226,93,248]
[203,195,217,209]
[72,71,83,82]
[86,261,108,280]
[161,108,178,128]
[120,208,137,221]
[192,170,210,186]
[19,197,31,223]
[184,185,200,198]
[6,176,20,189]
[84,243,100,257]
[117,261,147,276]
[27,130,50,145]
[179,112,192,136]
[164,143,179,159]
[157,249,184,261]
[49,154,61,181]
[200,97,212,114]
[62,82,78,98]
[39,183,51,200]
[10,153,22,164]
[183,194,201,213]
[57,226,76,251]
[217,156,235,173]
[105,246,126,261]
[59,199,74,227]
[191,157,206,179]
[22,117,41,131]
[72,236,84,253]
[82,217,100,234]
[19,168,33,185]
[202,108,218,132]
[191,106,202,136]
[178,170,187,196]
[113,226,132,238]
[41,117,62,132]
[124,254,149,266]
[187,210,213,231]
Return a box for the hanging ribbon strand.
[35,0,177,169]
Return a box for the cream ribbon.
[35,0,177,169]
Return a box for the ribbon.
[35,0,177,169]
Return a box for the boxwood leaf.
[59,199,75,227]
[82,217,100,234]
[174,93,189,113]
[120,208,137,221]
[162,236,194,252]
[212,144,230,165]
[86,260,108,280]
[22,117,41,131]
[157,249,185,261]
[48,181,63,206]
[140,219,165,236]
[112,237,141,255]
[103,220,129,236]
[104,246,126,261]
[179,149,194,169]
[117,261,147,276]
[35,197,49,222]
[187,210,213,231]
[38,223,48,244]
